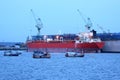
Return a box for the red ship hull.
[26,40,104,53]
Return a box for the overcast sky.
[0,0,120,42]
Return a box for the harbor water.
[0,51,120,80]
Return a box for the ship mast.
[30,9,43,36]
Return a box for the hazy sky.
[0,0,120,42]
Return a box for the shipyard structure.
[97,33,120,53]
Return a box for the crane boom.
[97,24,106,33]
[77,9,87,24]
[77,9,92,31]
[30,9,43,35]
[30,9,37,24]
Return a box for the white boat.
[4,50,21,56]
[65,52,84,57]
[33,51,51,58]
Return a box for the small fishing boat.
[65,52,84,57]
[33,51,50,58]
[4,50,21,56]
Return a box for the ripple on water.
[0,52,120,80]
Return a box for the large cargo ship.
[26,11,104,53]
[26,28,104,53]
[26,33,104,53]
[96,33,120,53]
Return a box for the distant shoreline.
[0,47,27,51]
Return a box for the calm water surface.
[0,51,120,80]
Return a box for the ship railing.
[47,40,75,43]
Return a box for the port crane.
[97,24,106,33]
[77,9,93,31]
[30,9,43,35]
[97,24,111,33]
